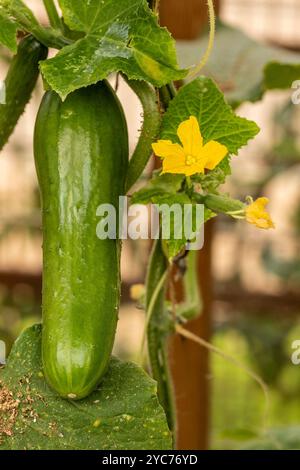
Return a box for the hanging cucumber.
[0,35,47,151]
[34,81,128,399]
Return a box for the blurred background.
[1,0,300,450]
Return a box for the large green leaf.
[160,77,260,155]
[177,22,300,107]
[0,8,18,52]
[39,0,187,99]
[0,325,172,450]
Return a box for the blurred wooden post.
[160,0,220,40]
[159,0,220,450]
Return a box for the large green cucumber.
[0,35,47,151]
[34,82,128,399]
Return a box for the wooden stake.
[159,0,220,450]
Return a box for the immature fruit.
[146,239,175,430]
[0,35,47,151]
[34,82,128,399]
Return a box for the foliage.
[133,77,259,258]
[242,426,300,450]
[176,22,300,107]
[264,62,300,90]
[0,0,298,451]
[0,325,172,450]
[0,8,18,52]
[160,77,259,154]
[211,323,300,450]
[0,0,187,99]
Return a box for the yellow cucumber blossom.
[152,116,228,176]
[245,197,275,230]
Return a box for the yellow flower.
[130,284,145,301]
[245,197,275,229]
[152,116,228,176]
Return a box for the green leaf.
[0,8,18,52]
[153,192,190,259]
[160,77,260,156]
[176,22,300,107]
[241,426,300,450]
[1,0,72,50]
[131,172,184,205]
[264,62,300,90]
[0,325,172,450]
[39,0,187,100]
[152,193,211,259]
[131,171,216,258]
[193,156,232,192]
[0,0,38,33]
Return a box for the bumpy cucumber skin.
[0,35,47,151]
[34,82,128,399]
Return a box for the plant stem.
[159,83,176,110]
[146,239,176,434]
[188,0,216,79]
[31,25,71,49]
[154,0,160,13]
[148,0,160,12]
[7,4,71,49]
[175,324,270,431]
[124,78,161,193]
[139,268,168,361]
[43,0,63,31]
[167,82,177,99]
[175,250,202,321]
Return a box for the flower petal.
[185,162,206,176]
[188,166,203,176]
[161,157,188,175]
[201,141,228,170]
[177,116,203,156]
[152,140,185,159]
[246,197,275,230]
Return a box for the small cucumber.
[34,82,128,399]
[0,35,47,151]
[146,239,175,430]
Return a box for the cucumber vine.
[0,0,278,450]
